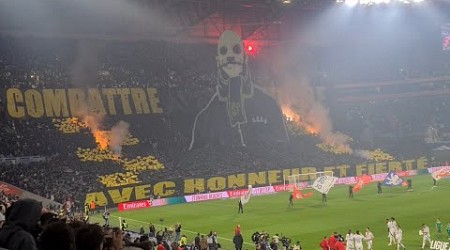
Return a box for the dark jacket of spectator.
[0,199,42,250]
[233,233,243,250]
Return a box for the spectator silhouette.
[75,224,105,250]
[39,221,75,250]
[0,199,42,250]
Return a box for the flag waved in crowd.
[240,185,253,205]
[353,174,373,192]
[383,171,404,186]
[312,176,338,194]
[292,187,314,199]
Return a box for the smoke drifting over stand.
[272,47,352,154]
[70,40,130,155]
[70,40,101,87]
[0,0,172,40]
[110,121,130,155]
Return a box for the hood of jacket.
[2,199,42,231]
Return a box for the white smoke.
[110,120,130,155]
[354,149,372,160]
[271,46,352,153]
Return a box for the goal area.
[283,171,334,191]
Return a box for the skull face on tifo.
[217,30,245,78]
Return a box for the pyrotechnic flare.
[83,114,109,150]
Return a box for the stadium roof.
[0,0,334,44]
[0,0,448,44]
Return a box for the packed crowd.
[0,197,259,250]
[0,34,446,205]
[0,198,160,250]
[0,197,303,250]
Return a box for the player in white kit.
[395,225,406,250]
[353,230,365,250]
[365,227,374,250]
[387,218,397,246]
[420,224,432,250]
[346,229,355,250]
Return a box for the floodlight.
[345,0,359,6]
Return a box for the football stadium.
[1,0,450,250]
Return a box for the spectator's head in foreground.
[75,224,105,250]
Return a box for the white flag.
[240,185,253,204]
[312,176,338,194]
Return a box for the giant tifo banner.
[86,157,428,206]
[0,31,431,207]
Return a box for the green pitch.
[93,175,450,249]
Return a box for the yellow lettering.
[375,162,387,174]
[416,157,427,169]
[356,164,367,176]
[289,168,301,176]
[68,88,86,116]
[147,88,163,113]
[403,159,416,170]
[84,192,108,206]
[130,88,151,114]
[282,169,292,179]
[6,88,25,118]
[154,181,175,197]
[43,89,69,117]
[108,187,133,203]
[207,177,226,191]
[227,174,246,189]
[116,88,132,115]
[248,172,267,186]
[87,89,106,115]
[24,89,44,118]
[388,161,403,172]
[366,163,375,175]
[184,179,205,194]
[323,166,336,175]
[102,88,117,115]
[268,170,282,184]
[135,184,152,200]
[336,165,350,177]
[301,167,317,180]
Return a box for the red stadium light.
[243,41,258,56]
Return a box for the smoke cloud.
[110,121,130,155]
[271,47,352,154]
[0,0,172,39]
[70,40,101,87]
[354,149,372,160]
[82,112,130,155]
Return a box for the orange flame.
[83,115,109,150]
[303,124,319,135]
[93,130,109,150]
[282,105,300,122]
[281,105,319,135]
[281,105,352,154]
